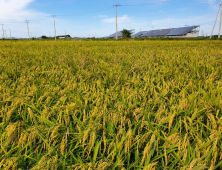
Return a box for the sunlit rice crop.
[0,40,222,169]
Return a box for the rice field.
[0,40,222,170]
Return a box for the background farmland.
[0,41,222,169]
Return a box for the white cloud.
[0,0,220,38]
[0,0,44,21]
[0,0,53,38]
[102,15,131,24]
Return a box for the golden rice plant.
[0,40,222,169]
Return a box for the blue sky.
[0,0,222,38]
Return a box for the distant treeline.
[0,36,222,41]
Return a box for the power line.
[0,0,212,39]
[0,7,114,26]
[71,25,114,32]
[0,21,25,24]
[0,0,176,27]
[0,1,176,23]
[55,6,115,17]
[120,0,175,7]
[134,7,209,18]
[0,18,50,24]
[113,0,175,40]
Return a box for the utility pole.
[1,23,4,39]
[211,0,222,38]
[9,29,11,39]
[219,0,222,38]
[52,15,57,41]
[5,30,7,39]
[115,3,120,40]
[25,19,30,40]
[65,30,66,36]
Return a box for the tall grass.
[0,40,222,169]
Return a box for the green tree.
[41,35,47,39]
[121,29,132,38]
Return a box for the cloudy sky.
[0,0,221,38]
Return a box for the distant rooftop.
[108,29,135,38]
[133,26,200,37]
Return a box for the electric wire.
[54,6,115,17]
[0,0,176,23]
[119,0,176,7]
[0,0,216,38]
